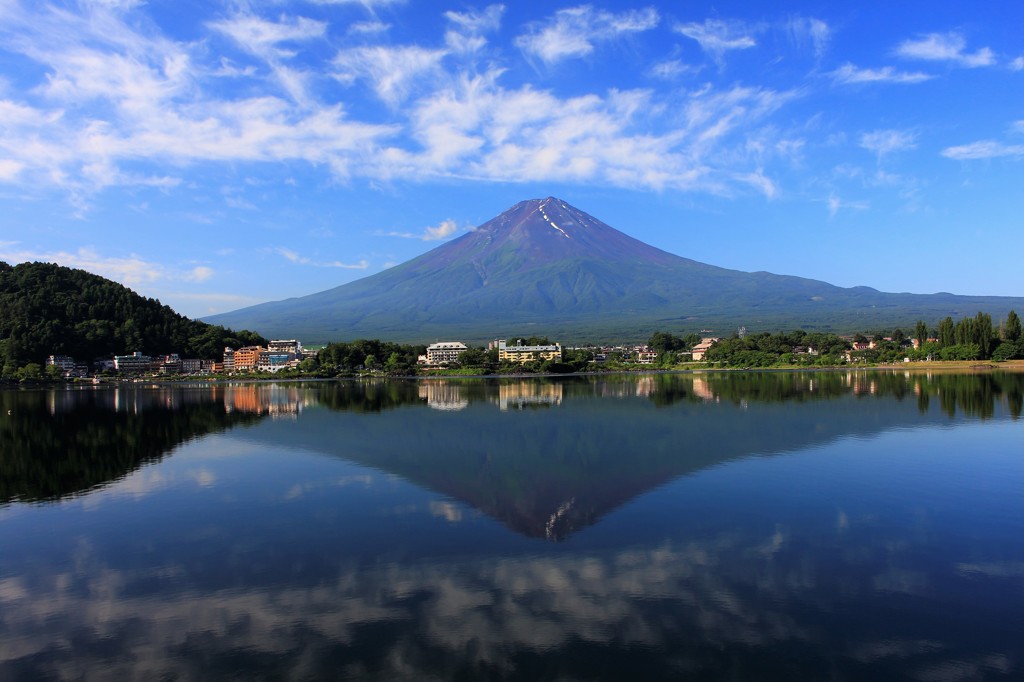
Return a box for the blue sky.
[1,0,1022,319]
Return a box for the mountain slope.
[206,198,1024,342]
[0,261,266,366]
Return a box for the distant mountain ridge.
[206,197,1024,342]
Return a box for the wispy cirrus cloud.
[827,194,869,218]
[895,32,994,68]
[860,129,918,159]
[445,5,504,34]
[348,20,390,35]
[829,63,933,85]
[784,17,830,59]
[306,0,406,5]
[275,247,369,269]
[208,14,326,57]
[516,5,659,65]
[0,1,799,205]
[208,12,326,104]
[675,19,757,64]
[332,44,447,105]
[367,61,796,195]
[383,219,464,241]
[941,141,1024,161]
[444,4,504,54]
[647,58,698,80]
[0,1,397,204]
[0,158,25,180]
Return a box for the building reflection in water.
[224,384,308,418]
[495,381,563,410]
[418,380,469,411]
[690,376,717,402]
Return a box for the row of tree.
[703,331,853,367]
[918,311,1022,361]
[298,337,594,376]
[698,310,1022,367]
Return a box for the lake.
[1,371,1023,680]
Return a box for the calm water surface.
[1,371,1023,681]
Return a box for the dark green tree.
[0,261,265,367]
[915,320,928,347]
[938,317,955,347]
[1004,310,1021,342]
[974,312,995,358]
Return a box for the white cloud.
[0,244,213,288]
[349,20,390,35]
[208,13,326,103]
[445,5,504,34]
[208,14,326,57]
[675,19,756,63]
[0,99,55,126]
[333,45,447,105]
[736,169,777,198]
[1011,57,1024,71]
[516,5,659,64]
[0,1,799,204]
[275,247,306,264]
[274,247,369,269]
[941,141,1024,161]
[185,266,214,283]
[860,129,917,158]
[648,59,697,80]
[896,33,994,68]
[378,70,795,195]
[323,259,370,269]
[0,2,396,200]
[385,219,464,241]
[785,17,830,58]
[827,194,869,218]
[444,5,504,54]
[830,64,933,85]
[0,158,24,180]
[307,0,405,4]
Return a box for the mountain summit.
[436,196,685,268]
[206,197,1023,342]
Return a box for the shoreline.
[5,359,1024,389]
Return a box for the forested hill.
[0,261,266,367]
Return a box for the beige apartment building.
[495,339,562,364]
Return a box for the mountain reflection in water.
[3,371,1023,533]
[1,372,1022,681]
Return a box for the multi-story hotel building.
[46,355,76,372]
[113,352,153,373]
[232,346,261,372]
[495,339,562,364]
[268,339,303,355]
[424,341,468,365]
[222,347,235,372]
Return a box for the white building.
[424,341,468,365]
[268,339,303,355]
[114,352,152,373]
[47,355,76,372]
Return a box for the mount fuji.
[206,197,1023,342]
